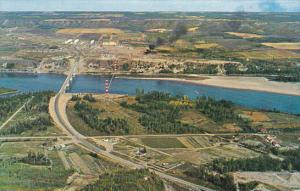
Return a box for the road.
[49,49,215,191]
[0,96,33,131]
[90,132,262,139]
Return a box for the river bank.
[117,75,300,96]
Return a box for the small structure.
[136,147,147,156]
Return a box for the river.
[1,73,300,114]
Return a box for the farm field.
[262,42,300,50]
[140,137,186,148]
[112,135,258,166]
[56,28,124,35]
[243,111,300,130]
[225,32,264,39]
[235,49,300,60]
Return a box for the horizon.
[0,0,300,12]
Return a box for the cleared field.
[236,49,300,59]
[226,32,264,39]
[165,144,258,165]
[145,28,172,33]
[194,42,219,49]
[156,45,177,53]
[242,111,271,122]
[255,112,300,129]
[262,42,300,50]
[180,110,238,133]
[180,136,219,148]
[188,27,199,32]
[56,28,124,34]
[141,137,186,148]
[69,152,92,174]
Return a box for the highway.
[49,49,216,191]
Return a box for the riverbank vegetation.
[68,91,300,135]
[122,91,254,133]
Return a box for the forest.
[0,91,54,135]
[121,90,254,133]
[74,100,130,135]
[195,96,253,132]
[0,94,29,123]
[121,91,204,134]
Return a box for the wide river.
[1,73,300,114]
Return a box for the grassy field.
[241,111,271,122]
[0,87,16,95]
[235,49,300,60]
[165,144,259,165]
[194,42,219,49]
[141,137,186,148]
[226,32,264,39]
[262,42,300,50]
[56,28,124,34]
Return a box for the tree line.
[196,96,254,132]
[20,151,51,166]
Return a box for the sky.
[0,0,300,12]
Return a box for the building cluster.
[265,135,281,148]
